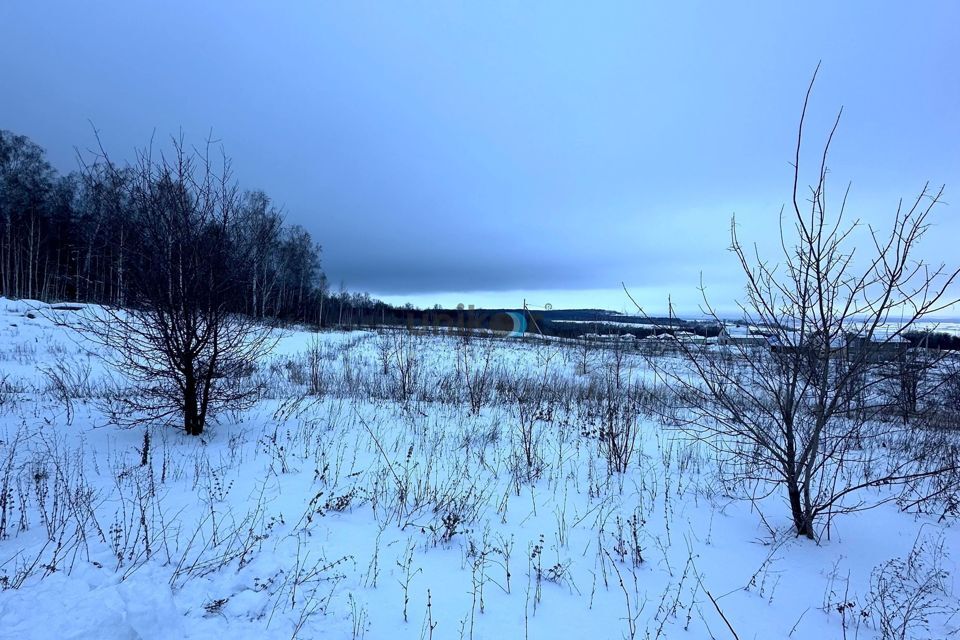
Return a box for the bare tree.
[0,130,56,300]
[631,66,960,538]
[75,136,276,436]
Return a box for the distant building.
[844,333,909,364]
[718,324,915,363]
[717,326,769,348]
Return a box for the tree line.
[0,128,406,328]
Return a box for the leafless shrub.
[39,359,99,425]
[259,424,297,475]
[894,427,960,522]
[69,135,277,436]
[263,537,353,635]
[108,463,163,576]
[304,335,329,397]
[580,378,642,474]
[387,330,422,403]
[630,66,960,538]
[573,338,594,376]
[507,378,550,485]
[0,545,50,591]
[867,531,955,640]
[169,483,276,589]
[375,331,393,375]
[0,375,27,412]
[608,508,645,568]
[456,336,496,414]
[0,431,107,584]
[0,426,24,540]
[933,353,960,427]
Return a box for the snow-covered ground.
[0,298,957,639]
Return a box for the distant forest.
[0,129,400,327]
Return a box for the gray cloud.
[2,1,958,312]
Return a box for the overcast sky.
[2,2,958,314]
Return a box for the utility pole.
[523,298,544,336]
